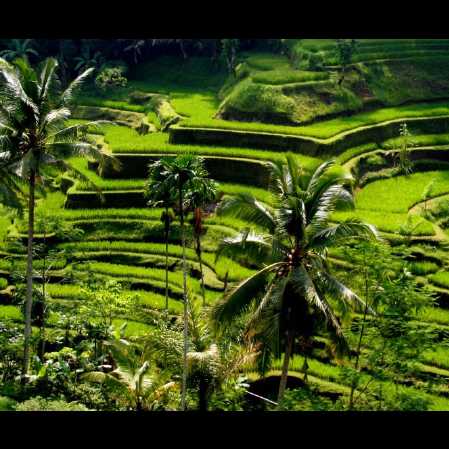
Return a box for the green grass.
[355,171,449,213]
[409,261,440,275]
[270,353,449,410]
[336,143,379,165]
[182,100,449,140]
[46,283,184,314]
[251,70,329,85]
[0,305,22,322]
[0,207,13,242]
[382,134,449,149]
[112,319,154,337]
[66,158,276,205]
[69,157,145,191]
[422,346,449,370]
[418,306,449,326]
[101,125,322,169]
[59,241,254,282]
[74,261,201,292]
[332,210,435,236]
[76,96,146,113]
[429,271,449,289]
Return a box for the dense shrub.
[95,67,128,92]
[218,79,297,125]
[0,395,17,411]
[15,396,90,411]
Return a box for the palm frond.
[247,275,288,335]
[61,67,94,105]
[0,59,38,118]
[318,271,370,315]
[308,184,354,233]
[38,58,58,103]
[211,262,285,327]
[290,265,331,320]
[306,159,336,198]
[308,219,379,252]
[217,192,275,231]
[216,229,274,265]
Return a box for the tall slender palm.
[145,160,176,315]
[149,154,215,410]
[0,39,38,62]
[185,177,218,306]
[212,155,378,402]
[0,57,117,378]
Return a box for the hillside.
[2,38,449,411]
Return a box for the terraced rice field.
[3,40,449,409]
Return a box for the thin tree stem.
[23,169,36,379]
[180,184,188,411]
[164,207,169,316]
[196,235,206,306]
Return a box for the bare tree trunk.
[277,328,294,403]
[180,184,188,411]
[22,169,36,379]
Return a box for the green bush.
[95,67,128,92]
[218,79,297,125]
[0,396,17,411]
[15,396,90,411]
[364,153,386,168]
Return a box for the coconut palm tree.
[212,155,378,402]
[145,160,176,315]
[0,39,38,62]
[0,57,117,378]
[148,154,215,410]
[185,176,218,306]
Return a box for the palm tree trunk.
[277,329,294,403]
[22,169,36,378]
[179,184,188,411]
[164,207,169,315]
[38,230,47,360]
[198,378,208,411]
